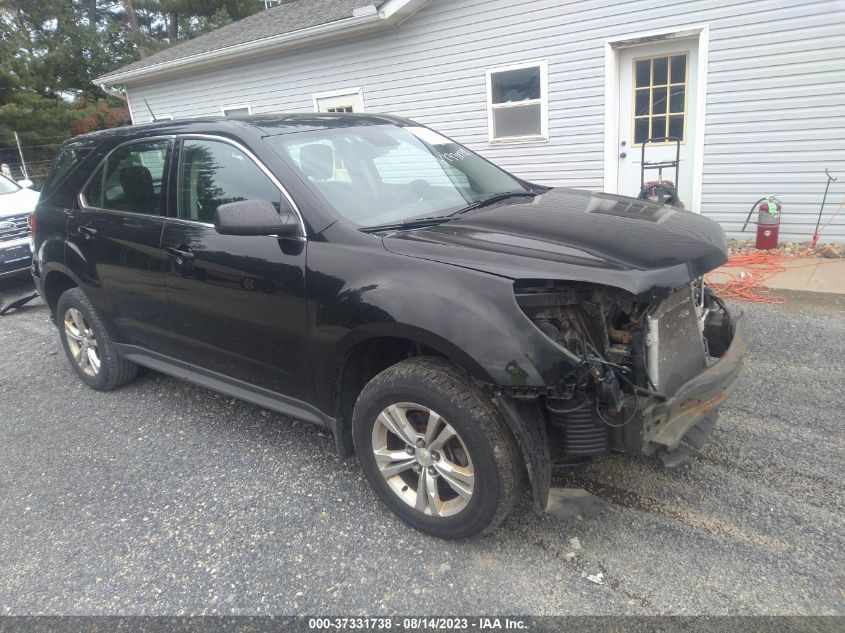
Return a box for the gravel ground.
[1,275,843,616]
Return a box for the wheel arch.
[42,266,81,318]
[328,325,496,458]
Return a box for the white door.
[617,39,698,207]
[314,89,365,113]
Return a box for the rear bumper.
[641,309,746,451]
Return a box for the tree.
[0,0,267,182]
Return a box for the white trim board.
[603,24,709,212]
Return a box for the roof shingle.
[100,0,377,80]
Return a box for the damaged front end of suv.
[513,278,745,476]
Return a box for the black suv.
[32,114,745,539]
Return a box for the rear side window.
[40,147,91,198]
[177,139,280,223]
[102,140,172,215]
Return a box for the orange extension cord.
[706,245,840,304]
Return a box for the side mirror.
[17,179,33,189]
[213,199,299,236]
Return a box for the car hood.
[0,188,40,217]
[381,188,728,299]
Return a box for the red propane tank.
[755,198,781,250]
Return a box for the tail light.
[28,212,36,253]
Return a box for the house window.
[633,53,687,144]
[313,88,365,113]
[486,60,548,143]
[222,103,252,117]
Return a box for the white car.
[0,173,39,277]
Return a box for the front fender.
[307,235,581,412]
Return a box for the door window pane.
[632,53,687,144]
[634,118,649,145]
[669,86,685,113]
[635,60,651,88]
[668,115,684,140]
[651,87,667,115]
[103,140,171,215]
[670,55,686,83]
[178,139,281,223]
[635,89,650,116]
[651,116,666,140]
[652,56,668,85]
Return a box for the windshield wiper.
[359,216,453,233]
[448,190,538,216]
[359,190,538,233]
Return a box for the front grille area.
[646,284,706,394]
[0,213,30,242]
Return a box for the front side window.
[269,124,526,227]
[102,140,171,215]
[177,139,281,223]
[486,60,548,142]
[82,165,104,207]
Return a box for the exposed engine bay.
[515,279,735,465]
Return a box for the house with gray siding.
[97,0,845,241]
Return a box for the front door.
[617,39,698,206]
[160,136,312,403]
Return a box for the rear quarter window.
[39,147,91,199]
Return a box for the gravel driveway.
[1,276,843,615]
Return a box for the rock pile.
[727,239,844,259]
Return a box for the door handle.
[78,225,97,239]
[166,245,194,264]
[619,152,627,158]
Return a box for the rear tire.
[56,287,138,391]
[352,357,523,539]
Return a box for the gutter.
[96,0,430,86]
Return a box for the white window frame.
[221,103,253,117]
[485,59,549,144]
[312,87,366,113]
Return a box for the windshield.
[268,125,526,227]
[0,174,20,195]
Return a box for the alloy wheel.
[64,308,101,377]
[371,402,475,517]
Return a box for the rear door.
[160,135,312,403]
[66,138,173,350]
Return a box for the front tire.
[56,287,138,391]
[352,357,523,539]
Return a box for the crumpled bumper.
[642,309,746,452]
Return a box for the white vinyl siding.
[127,0,845,241]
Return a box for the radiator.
[645,284,706,395]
